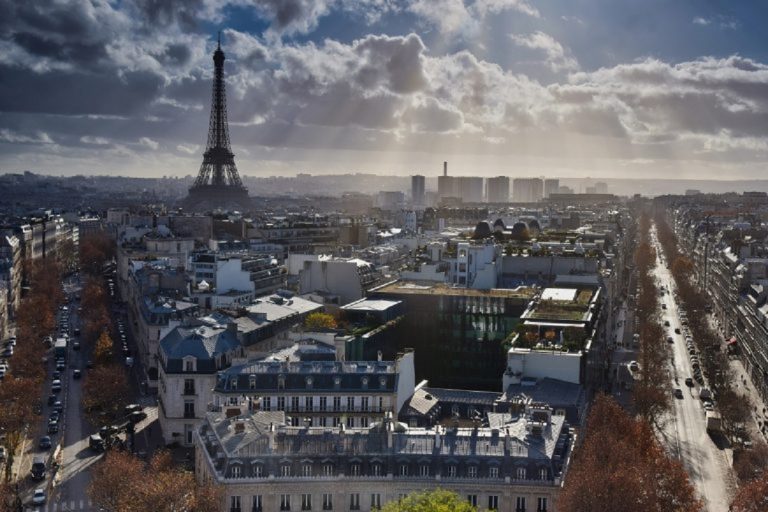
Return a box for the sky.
[1,0,768,180]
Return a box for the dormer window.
[306,376,313,390]
[379,377,387,389]
[229,377,237,390]
[249,375,257,390]
[184,357,196,372]
[278,374,286,390]
[334,377,341,390]
[361,377,368,390]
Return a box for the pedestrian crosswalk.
[33,499,96,512]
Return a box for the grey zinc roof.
[402,388,440,416]
[160,325,240,370]
[210,411,286,456]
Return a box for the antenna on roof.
[217,30,222,49]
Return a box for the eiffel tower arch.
[183,34,251,211]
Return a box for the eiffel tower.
[183,33,250,211]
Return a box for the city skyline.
[1,1,768,180]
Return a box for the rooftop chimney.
[443,161,448,176]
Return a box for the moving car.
[31,488,46,505]
[73,369,82,379]
[674,388,683,399]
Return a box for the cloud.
[80,136,111,145]
[0,129,54,144]
[176,143,200,154]
[691,15,739,30]
[408,0,539,36]
[510,31,579,72]
[138,137,159,149]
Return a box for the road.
[651,227,733,512]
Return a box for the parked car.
[685,377,694,387]
[73,341,81,351]
[38,436,52,450]
[51,379,62,392]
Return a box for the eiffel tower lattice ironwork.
[185,33,249,210]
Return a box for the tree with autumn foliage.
[82,363,130,421]
[93,330,114,366]
[89,450,222,512]
[80,231,115,275]
[559,394,702,512]
[731,469,768,512]
[304,312,338,331]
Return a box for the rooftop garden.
[506,325,589,353]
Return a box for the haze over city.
[2,0,768,180]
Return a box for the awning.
[728,337,737,345]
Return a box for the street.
[652,227,734,512]
[13,273,159,512]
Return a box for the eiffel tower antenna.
[184,31,250,210]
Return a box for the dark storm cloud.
[13,32,109,66]
[130,0,205,30]
[0,66,164,116]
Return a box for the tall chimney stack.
[443,161,448,176]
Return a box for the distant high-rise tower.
[184,33,250,211]
[487,176,510,203]
[544,179,559,198]
[411,175,425,205]
[512,178,544,202]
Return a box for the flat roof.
[341,298,401,312]
[373,281,535,299]
[541,288,577,301]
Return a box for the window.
[252,464,263,478]
[350,464,360,476]
[231,465,242,478]
[378,396,384,412]
[467,495,477,507]
[303,464,312,477]
[277,397,286,411]
[360,417,368,428]
[252,495,263,512]
[379,377,387,389]
[350,493,360,510]
[319,397,327,411]
[291,397,300,412]
[488,496,499,510]
[281,465,292,477]
[361,397,369,411]
[539,468,548,480]
[347,397,355,411]
[280,494,291,511]
[467,466,477,478]
[183,401,195,419]
[516,496,526,512]
[249,375,257,390]
[333,417,340,427]
[419,464,430,477]
[399,464,408,476]
[333,397,341,412]
[319,417,327,427]
[230,496,242,512]
[185,359,195,372]
[489,466,499,478]
[370,494,381,509]
[263,397,271,411]
[305,396,313,412]
[306,376,313,389]
[323,464,334,476]
[334,376,341,389]
[301,494,312,511]
[372,463,382,476]
[516,467,526,480]
[346,417,354,428]
[537,497,548,512]
[447,465,456,478]
[322,494,332,511]
[183,379,195,395]
[361,377,368,389]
